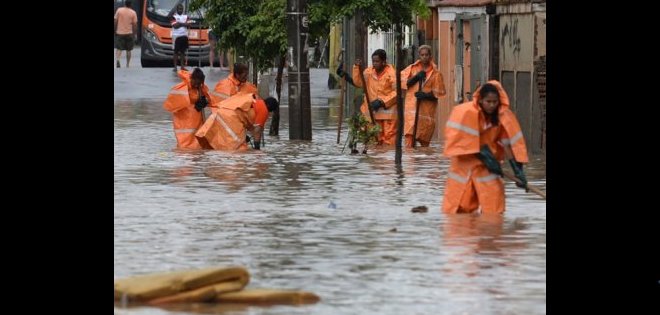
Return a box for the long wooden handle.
[358,64,375,123]
[199,87,206,121]
[411,79,423,148]
[502,171,546,199]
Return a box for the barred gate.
[379,25,416,68]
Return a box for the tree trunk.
[395,23,404,165]
[252,59,258,85]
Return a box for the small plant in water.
[347,112,381,154]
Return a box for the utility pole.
[286,0,312,140]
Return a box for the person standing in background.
[208,27,226,69]
[114,0,137,68]
[170,4,190,72]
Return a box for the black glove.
[336,63,355,85]
[477,145,503,176]
[336,63,345,77]
[246,135,252,143]
[414,91,438,101]
[407,70,426,87]
[369,99,385,111]
[194,95,208,112]
[343,75,354,86]
[509,159,528,190]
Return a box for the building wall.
[434,7,489,141]
[535,11,545,59]
[498,1,545,154]
[499,13,533,156]
[533,10,546,153]
[436,19,455,141]
[499,13,533,72]
[428,1,545,152]
[430,10,439,58]
[533,56,545,153]
[463,19,472,101]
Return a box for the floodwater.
[114,93,546,315]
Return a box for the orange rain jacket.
[400,60,446,147]
[208,73,258,112]
[352,63,398,145]
[442,80,528,214]
[195,93,267,151]
[163,70,212,149]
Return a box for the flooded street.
[114,68,546,315]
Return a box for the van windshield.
[145,0,206,27]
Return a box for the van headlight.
[144,30,157,42]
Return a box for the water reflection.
[438,213,543,312]
[442,213,527,257]
[204,159,271,193]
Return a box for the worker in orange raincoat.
[163,68,212,149]
[195,93,278,151]
[337,49,397,145]
[442,81,529,214]
[401,45,446,147]
[208,63,257,112]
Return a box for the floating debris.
[411,206,428,213]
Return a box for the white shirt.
[171,13,188,38]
